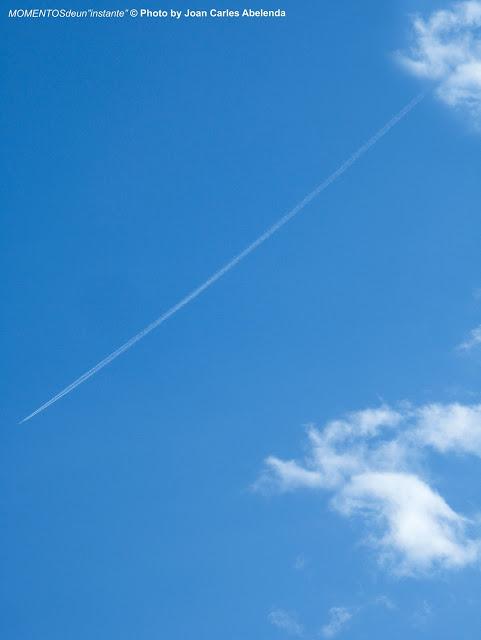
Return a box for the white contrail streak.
[20,93,424,423]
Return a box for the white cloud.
[260,456,324,492]
[258,403,481,575]
[415,402,481,455]
[337,472,478,573]
[321,607,352,638]
[398,1,481,125]
[458,324,481,351]
[268,609,303,636]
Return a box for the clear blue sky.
[3,1,481,638]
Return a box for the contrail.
[20,92,424,424]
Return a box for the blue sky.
[3,1,481,638]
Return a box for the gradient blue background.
[2,1,481,638]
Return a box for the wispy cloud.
[257,404,481,575]
[398,1,481,125]
[458,324,481,351]
[319,596,394,638]
[321,607,353,638]
[411,600,433,628]
[293,554,307,571]
[374,595,396,611]
[268,609,303,636]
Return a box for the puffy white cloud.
[268,609,303,636]
[398,1,481,124]
[415,402,481,455]
[322,406,403,441]
[321,607,352,638]
[258,402,481,575]
[337,472,479,574]
[262,407,407,493]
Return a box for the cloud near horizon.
[257,403,481,576]
[398,1,481,126]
